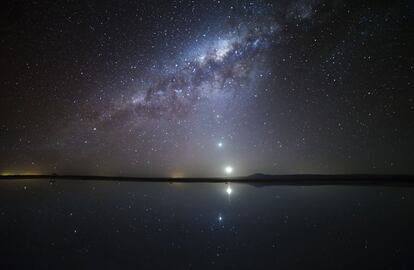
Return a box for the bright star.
[224,166,233,174]
[217,142,223,147]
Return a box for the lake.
[0,179,412,269]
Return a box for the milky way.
[0,0,413,176]
[57,3,282,176]
[99,14,277,126]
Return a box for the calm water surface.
[0,179,413,269]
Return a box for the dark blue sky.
[0,0,413,176]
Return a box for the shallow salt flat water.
[0,179,413,269]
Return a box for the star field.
[0,0,413,176]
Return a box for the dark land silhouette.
[0,173,413,186]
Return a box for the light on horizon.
[224,166,233,174]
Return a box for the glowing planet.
[224,166,233,174]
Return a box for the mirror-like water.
[0,179,412,269]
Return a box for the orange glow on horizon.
[1,169,44,176]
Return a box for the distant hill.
[243,173,413,180]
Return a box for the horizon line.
[0,173,413,186]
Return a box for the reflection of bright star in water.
[218,216,223,221]
[226,186,232,195]
[217,142,223,148]
[225,166,233,174]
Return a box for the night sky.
[0,0,413,177]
